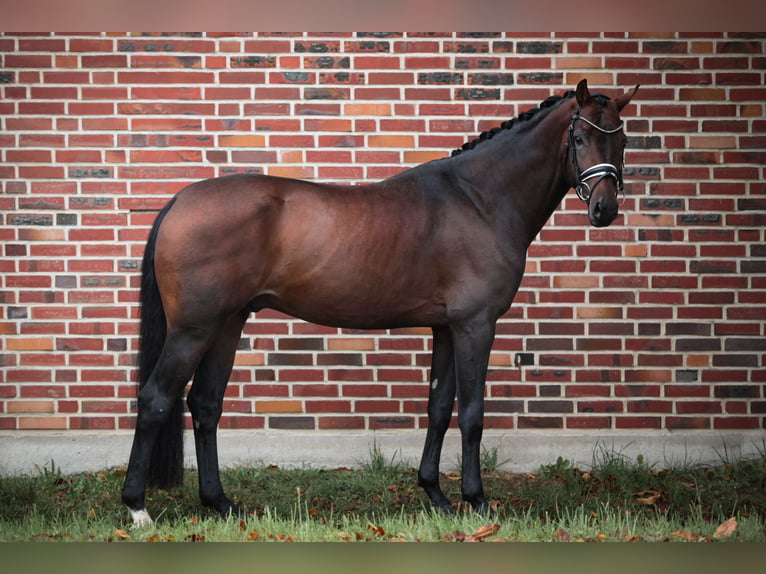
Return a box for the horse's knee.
[136,385,178,427]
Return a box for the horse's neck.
[449,102,574,247]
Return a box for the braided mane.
[450,90,579,157]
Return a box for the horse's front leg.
[450,316,496,514]
[418,326,457,513]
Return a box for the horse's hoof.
[218,501,245,520]
[130,508,154,528]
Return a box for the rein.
[567,108,625,203]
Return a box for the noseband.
[567,109,625,203]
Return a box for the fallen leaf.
[114,529,130,540]
[671,530,700,542]
[713,517,737,539]
[184,533,205,542]
[442,530,467,542]
[553,528,571,542]
[367,524,386,538]
[468,523,501,542]
[634,490,662,505]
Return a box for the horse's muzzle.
[588,191,619,227]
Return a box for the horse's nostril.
[592,198,602,220]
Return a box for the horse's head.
[567,79,638,227]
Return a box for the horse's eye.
[574,135,584,146]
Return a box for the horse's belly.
[251,286,448,330]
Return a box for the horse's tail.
[138,197,184,489]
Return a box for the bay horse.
[122,79,638,526]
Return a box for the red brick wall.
[1,32,764,435]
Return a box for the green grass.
[1,444,764,542]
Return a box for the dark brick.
[725,338,766,352]
[528,400,573,413]
[370,417,414,429]
[418,72,463,85]
[675,370,699,383]
[356,32,401,38]
[739,198,766,211]
[690,260,735,274]
[10,215,53,226]
[267,353,314,366]
[640,197,683,209]
[719,41,762,54]
[304,87,348,100]
[519,72,563,84]
[666,323,712,337]
[281,72,310,83]
[316,353,363,366]
[278,338,324,351]
[539,385,561,397]
[514,353,535,367]
[666,417,710,430]
[714,385,760,399]
[643,41,688,54]
[295,42,333,53]
[742,261,766,274]
[55,276,77,289]
[56,214,78,226]
[518,416,563,429]
[517,42,562,54]
[456,88,501,100]
[468,73,514,86]
[458,32,502,38]
[268,416,315,430]
[486,400,524,413]
[713,355,759,367]
[675,338,721,352]
[7,307,28,319]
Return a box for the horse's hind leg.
[122,328,213,526]
[417,326,457,513]
[186,309,249,518]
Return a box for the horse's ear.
[614,84,639,112]
[575,78,591,107]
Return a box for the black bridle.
[567,108,625,203]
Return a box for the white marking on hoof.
[431,378,439,390]
[130,508,154,528]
